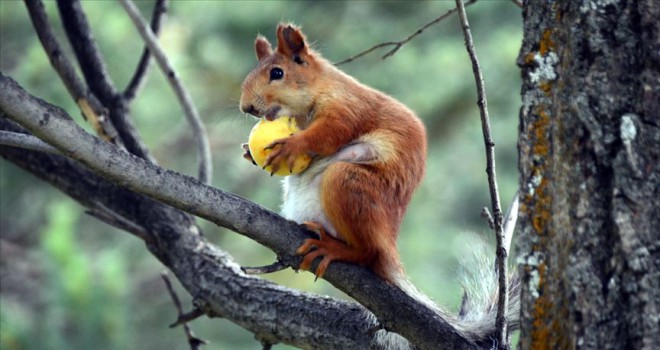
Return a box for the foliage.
[0,1,522,348]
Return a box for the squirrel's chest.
[280,166,339,239]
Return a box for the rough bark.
[517,0,659,349]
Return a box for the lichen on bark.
[517,0,659,348]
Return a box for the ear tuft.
[276,23,307,61]
[254,35,273,61]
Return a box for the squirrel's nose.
[241,104,260,117]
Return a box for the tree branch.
[242,260,289,275]
[0,117,386,350]
[335,0,478,66]
[161,271,209,350]
[123,0,168,102]
[455,0,509,348]
[0,129,59,154]
[55,0,154,161]
[1,73,480,349]
[23,0,120,143]
[119,0,212,184]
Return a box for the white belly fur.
[280,158,340,239]
[280,138,380,240]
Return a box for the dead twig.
[455,0,509,348]
[335,0,478,66]
[242,260,289,275]
[123,0,169,102]
[480,207,495,230]
[119,0,212,184]
[161,271,209,350]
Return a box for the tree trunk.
[517,0,659,349]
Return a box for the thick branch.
[455,0,509,348]
[0,118,385,350]
[1,74,478,350]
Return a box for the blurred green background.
[0,1,522,349]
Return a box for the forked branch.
[123,0,169,102]
[55,0,154,161]
[335,0,477,65]
[119,0,212,184]
[23,0,119,143]
[455,0,509,348]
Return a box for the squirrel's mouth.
[263,106,281,121]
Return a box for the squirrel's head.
[240,24,318,127]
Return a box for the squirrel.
[239,23,519,345]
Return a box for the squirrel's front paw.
[241,143,256,166]
[264,136,306,174]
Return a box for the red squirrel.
[240,24,519,343]
[240,24,426,283]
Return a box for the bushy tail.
[454,249,520,344]
[382,245,520,345]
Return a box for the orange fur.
[240,24,427,283]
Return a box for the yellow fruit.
[248,117,312,176]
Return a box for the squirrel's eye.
[269,67,284,81]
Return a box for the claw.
[262,136,305,174]
[295,222,340,280]
[241,143,256,165]
[302,221,324,235]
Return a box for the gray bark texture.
[516,0,659,349]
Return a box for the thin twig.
[0,130,60,154]
[242,260,289,275]
[161,271,209,350]
[335,0,478,66]
[85,203,149,241]
[23,0,120,143]
[480,207,495,230]
[169,308,206,328]
[123,0,168,102]
[56,0,154,161]
[455,0,509,349]
[119,0,212,184]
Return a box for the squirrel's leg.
[296,221,368,279]
[296,163,395,280]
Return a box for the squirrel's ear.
[276,24,307,64]
[254,36,273,61]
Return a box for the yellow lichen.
[539,81,553,96]
[539,29,556,56]
[531,262,553,349]
[524,51,537,65]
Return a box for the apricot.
[248,117,312,176]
